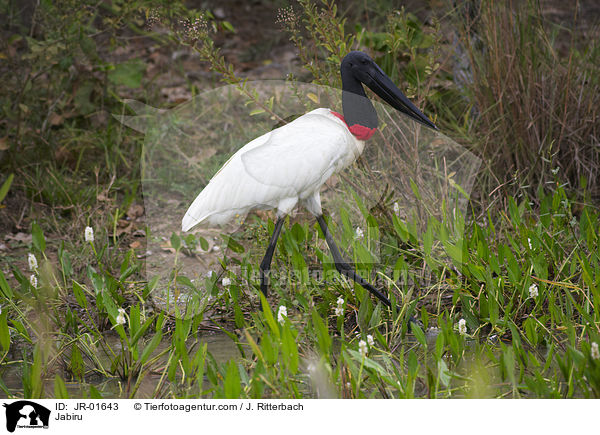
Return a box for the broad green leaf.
[0,173,13,203]
[347,349,387,376]
[311,309,331,355]
[32,222,45,252]
[0,311,10,351]
[438,359,451,387]
[260,293,279,339]
[139,330,163,366]
[224,360,241,398]
[0,271,14,298]
[221,21,235,32]
[170,232,181,251]
[53,375,69,399]
[411,322,426,347]
[72,281,88,309]
[108,59,145,88]
[281,324,299,374]
[89,385,102,399]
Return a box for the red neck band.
[330,111,377,141]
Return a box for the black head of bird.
[340,50,437,130]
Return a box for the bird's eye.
[348,62,353,67]
[361,59,368,64]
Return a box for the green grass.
[1,184,599,398]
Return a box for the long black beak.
[366,65,438,130]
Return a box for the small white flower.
[358,339,368,357]
[487,334,499,344]
[0,305,2,315]
[458,318,467,335]
[367,334,374,347]
[84,226,94,242]
[335,296,344,316]
[527,238,532,249]
[551,167,560,175]
[529,284,539,298]
[393,202,399,214]
[116,308,126,325]
[221,277,231,286]
[205,270,215,278]
[592,342,599,360]
[28,253,38,271]
[29,274,38,288]
[277,305,287,324]
[354,227,364,240]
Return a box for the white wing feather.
[181,108,361,230]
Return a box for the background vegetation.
[0,0,599,398]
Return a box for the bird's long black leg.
[316,214,420,329]
[316,215,392,308]
[259,217,285,297]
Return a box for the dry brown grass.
[457,0,600,201]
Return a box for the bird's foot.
[406,315,423,332]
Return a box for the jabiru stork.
[181,51,437,314]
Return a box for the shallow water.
[0,331,239,399]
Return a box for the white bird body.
[181,108,364,230]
